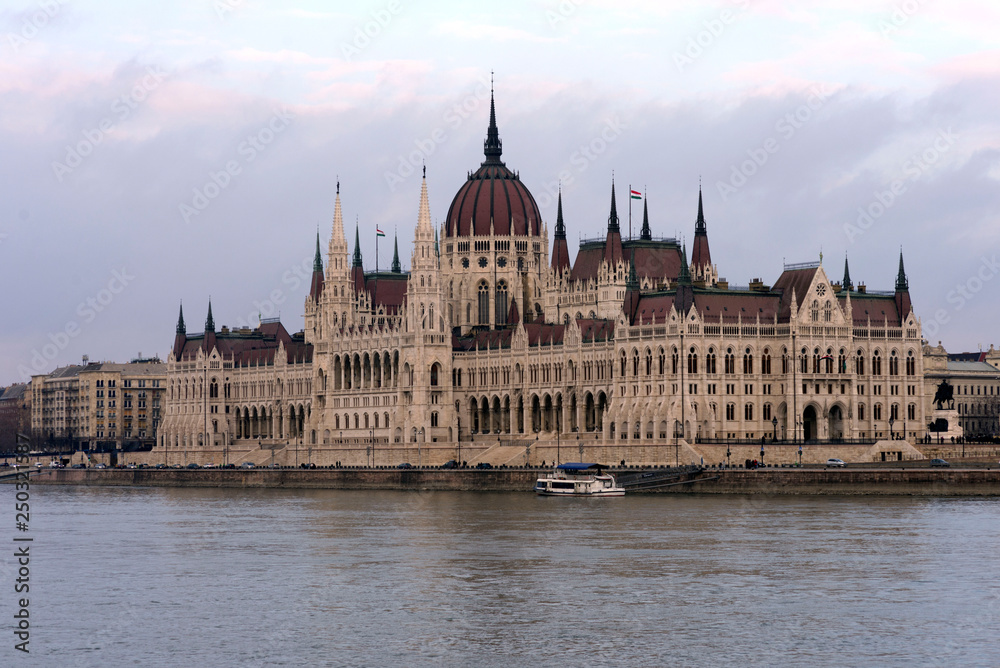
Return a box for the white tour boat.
[534,463,625,497]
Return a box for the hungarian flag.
[376,228,385,237]
[630,189,642,200]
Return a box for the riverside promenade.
[10,464,1000,496]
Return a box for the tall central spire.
[391,233,401,273]
[695,187,707,235]
[483,73,503,165]
[352,223,363,268]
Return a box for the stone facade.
[161,92,930,466]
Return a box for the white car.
[826,458,847,468]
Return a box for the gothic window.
[823,301,832,322]
[725,351,735,375]
[889,351,899,376]
[811,300,819,322]
[873,403,882,420]
[856,350,866,375]
[726,403,736,421]
[762,351,771,375]
[744,403,754,421]
[687,348,698,374]
[633,350,640,377]
[743,350,753,374]
[906,351,915,376]
[672,349,678,374]
[858,404,865,420]
[872,351,882,376]
[620,351,627,377]
[478,282,489,325]
[762,403,771,421]
[495,281,508,326]
[646,350,652,376]
[707,350,717,374]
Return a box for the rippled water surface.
[6,486,1000,667]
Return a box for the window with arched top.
[823,301,832,322]
[478,282,489,325]
[495,281,508,326]
[811,300,819,322]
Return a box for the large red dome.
[444,93,541,238]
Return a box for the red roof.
[364,274,409,314]
[174,321,313,365]
[445,163,541,238]
[838,293,903,326]
[771,266,818,321]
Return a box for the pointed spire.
[434,229,439,257]
[176,302,186,334]
[313,232,323,272]
[483,73,503,164]
[352,222,363,268]
[626,249,639,291]
[691,185,712,275]
[640,196,651,241]
[608,178,620,232]
[416,166,432,236]
[678,243,692,285]
[895,250,908,291]
[331,180,345,244]
[554,187,566,240]
[842,255,853,292]
[391,233,401,273]
[695,186,707,234]
[205,300,215,332]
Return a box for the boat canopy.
[556,463,607,471]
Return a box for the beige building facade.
[160,93,932,466]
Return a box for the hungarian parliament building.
[159,93,927,464]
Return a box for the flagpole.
[376,230,379,274]
[628,183,632,241]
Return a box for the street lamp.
[798,444,802,466]
[771,416,778,442]
[889,416,895,440]
[726,446,731,469]
[760,444,765,467]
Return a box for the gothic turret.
[895,250,911,319]
[309,232,324,303]
[603,179,623,266]
[172,302,186,360]
[203,300,216,353]
[675,243,694,316]
[483,83,503,166]
[551,188,571,273]
[640,197,651,241]
[351,223,365,294]
[842,255,853,292]
[391,233,401,273]
[691,187,712,275]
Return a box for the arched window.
[762,350,771,375]
[811,300,819,322]
[743,349,753,374]
[645,350,652,376]
[687,348,698,374]
[872,351,882,376]
[823,301,832,322]
[478,282,489,326]
[659,348,666,375]
[632,350,640,377]
[707,349,717,374]
[495,281,508,326]
[620,351,627,377]
[906,351,916,376]
[889,351,899,376]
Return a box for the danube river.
[6,486,1000,667]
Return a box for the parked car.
[930,458,950,467]
[397,462,413,469]
[203,463,217,468]
[476,462,493,469]
[71,463,87,469]
[186,463,200,469]
[155,463,167,469]
[826,458,847,468]
[94,463,107,469]
[441,460,458,469]
[241,462,255,469]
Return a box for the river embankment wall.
[14,467,1000,496]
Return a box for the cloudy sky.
[2,0,999,385]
